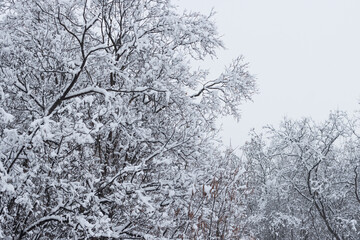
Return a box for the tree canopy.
[0,0,256,239]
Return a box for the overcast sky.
[176,0,360,147]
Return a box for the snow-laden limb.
[64,86,112,101]
[22,216,65,235]
[63,85,170,102]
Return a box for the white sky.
[176,0,360,148]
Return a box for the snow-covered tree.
[0,0,256,239]
[243,112,360,239]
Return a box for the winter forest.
[1,0,360,239]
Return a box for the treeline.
[0,0,359,239]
